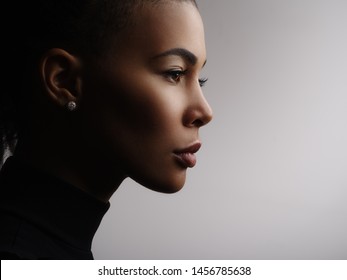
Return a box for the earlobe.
[40,48,82,108]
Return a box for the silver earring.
[67,101,77,111]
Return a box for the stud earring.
[66,101,77,112]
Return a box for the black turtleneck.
[0,157,110,259]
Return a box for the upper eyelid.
[170,69,187,75]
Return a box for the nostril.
[192,119,204,127]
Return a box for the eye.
[198,77,208,87]
[164,70,187,84]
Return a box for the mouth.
[173,142,202,168]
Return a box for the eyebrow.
[152,48,199,65]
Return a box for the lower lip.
[173,152,197,168]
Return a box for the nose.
[183,88,213,128]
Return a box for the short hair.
[0,0,198,164]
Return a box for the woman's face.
[80,1,212,193]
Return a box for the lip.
[173,142,202,168]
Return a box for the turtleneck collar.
[0,156,110,252]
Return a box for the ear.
[40,48,82,108]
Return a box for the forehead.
[109,1,206,64]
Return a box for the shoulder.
[0,211,37,259]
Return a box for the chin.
[135,172,187,194]
[156,183,185,194]
[147,184,185,194]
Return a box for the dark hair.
[0,0,197,164]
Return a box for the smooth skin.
[16,1,212,202]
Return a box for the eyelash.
[198,77,208,87]
[165,70,208,87]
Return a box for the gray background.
[93,0,347,259]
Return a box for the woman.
[0,0,212,259]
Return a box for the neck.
[14,135,126,203]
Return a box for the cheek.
[104,77,183,140]
[83,72,185,159]
[113,88,164,133]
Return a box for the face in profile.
[79,1,212,193]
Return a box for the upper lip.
[174,142,202,154]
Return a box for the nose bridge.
[186,85,213,127]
